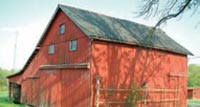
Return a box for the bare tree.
[138,0,200,27]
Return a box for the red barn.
[8,4,192,107]
[188,87,200,99]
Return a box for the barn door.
[30,78,40,106]
[61,69,90,107]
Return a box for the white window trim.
[69,40,77,51]
[60,23,65,35]
[49,44,55,54]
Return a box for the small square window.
[70,40,77,51]
[60,24,65,35]
[49,44,55,54]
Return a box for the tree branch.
[155,0,192,27]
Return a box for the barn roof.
[7,4,192,78]
[59,4,192,55]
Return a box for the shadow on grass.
[0,91,26,107]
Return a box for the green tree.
[0,68,17,91]
[188,64,200,87]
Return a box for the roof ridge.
[58,4,155,29]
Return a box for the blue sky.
[0,0,200,70]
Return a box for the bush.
[0,68,18,91]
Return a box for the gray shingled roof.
[60,4,192,55]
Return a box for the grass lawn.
[187,99,200,107]
[1,91,200,107]
[0,91,26,107]
[188,99,200,103]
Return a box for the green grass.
[187,99,200,104]
[187,99,200,107]
[1,91,200,107]
[0,91,26,107]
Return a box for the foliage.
[188,64,200,87]
[125,81,144,107]
[0,68,17,91]
[0,91,26,107]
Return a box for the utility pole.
[12,31,18,70]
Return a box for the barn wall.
[20,8,91,79]
[40,9,90,65]
[91,40,187,107]
[9,74,21,84]
[187,88,200,99]
[192,88,200,99]
[9,9,91,107]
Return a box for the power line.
[12,31,18,70]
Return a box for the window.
[60,24,65,35]
[49,44,55,54]
[70,40,77,51]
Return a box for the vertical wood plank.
[96,75,101,107]
[176,85,181,107]
[144,83,148,107]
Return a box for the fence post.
[176,85,181,107]
[144,83,148,107]
[96,75,101,107]
[161,88,165,107]
[8,82,11,100]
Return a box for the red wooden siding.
[39,9,91,65]
[193,88,200,99]
[188,88,200,99]
[91,40,187,107]
[37,69,90,107]
[9,9,91,107]
[21,78,40,105]
[61,69,90,106]
[9,74,21,84]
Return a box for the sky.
[0,0,200,70]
